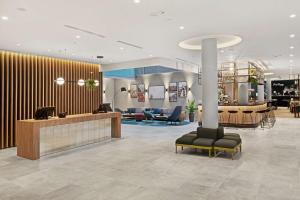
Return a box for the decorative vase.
[189,112,195,122]
[58,112,67,118]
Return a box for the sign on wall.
[149,85,165,100]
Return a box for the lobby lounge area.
[0,118,300,200]
[1,0,300,199]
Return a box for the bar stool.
[242,110,253,125]
[198,109,203,126]
[256,110,266,128]
[227,110,238,125]
[218,110,224,123]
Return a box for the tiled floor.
[0,117,299,200]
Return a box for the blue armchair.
[167,106,182,124]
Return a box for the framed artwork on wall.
[130,84,137,98]
[137,84,145,102]
[169,82,177,92]
[169,82,177,102]
[169,92,177,102]
[149,85,165,100]
[178,81,187,97]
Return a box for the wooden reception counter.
[16,112,121,160]
[198,103,267,127]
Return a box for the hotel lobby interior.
[1,0,300,199]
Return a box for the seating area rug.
[121,119,190,126]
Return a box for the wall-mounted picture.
[169,82,177,102]
[149,85,165,100]
[137,84,145,102]
[178,81,187,97]
[169,92,177,102]
[130,84,137,98]
[169,82,177,92]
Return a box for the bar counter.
[16,112,121,160]
[198,103,267,127]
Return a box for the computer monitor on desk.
[34,107,55,120]
[94,103,113,114]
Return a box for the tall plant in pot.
[186,99,197,122]
[85,79,96,90]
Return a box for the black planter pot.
[189,112,195,122]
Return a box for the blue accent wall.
[103,66,179,78]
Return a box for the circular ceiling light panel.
[179,34,242,50]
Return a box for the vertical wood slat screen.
[0,51,103,149]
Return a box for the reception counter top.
[17,112,121,160]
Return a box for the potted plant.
[186,99,197,122]
[249,76,258,86]
[85,79,96,90]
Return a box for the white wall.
[104,71,202,111]
[103,78,115,106]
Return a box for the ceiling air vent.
[150,10,165,17]
[64,25,106,38]
[116,41,143,50]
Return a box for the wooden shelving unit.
[218,61,265,103]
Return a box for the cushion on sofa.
[127,108,136,114]
[214,139,238,148]
[217,126,225,139]
[222,136,242,144]
[182,131,197,137]
[193,138,215,147]
[224,133,240,138]
[176,135,198,145]
[152,108,161,114]
[196,127,218,140]
[135,108,143,113]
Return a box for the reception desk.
[16,112,121,160]
[198,103,267,127]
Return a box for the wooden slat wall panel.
[0,51,102,149]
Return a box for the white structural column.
[257,85,265,102]
[201,38,218,128]
[238,83,249,105]
[266,79,272,101]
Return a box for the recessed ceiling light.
[1,16,8,20]
[75,35,81,39]
[290,46,295,49]
[16,43,21,47]
[149,54,153,57]
[290,54,294,57]
[119,47,124,50]
[289,59,294,63]
[264,72,274,76]
[179,26,185,30]
[17,7,27,12]
[220,49,225,53]
[290,14,296,18]
[290,34,296,38]
[133,0,141,3]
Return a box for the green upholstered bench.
[175,127,242,159]
[175,128,218,157]
[214,139,241,159]
[175,131,198,153]
[215,127,242,159]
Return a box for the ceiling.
[0,0,299,77]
